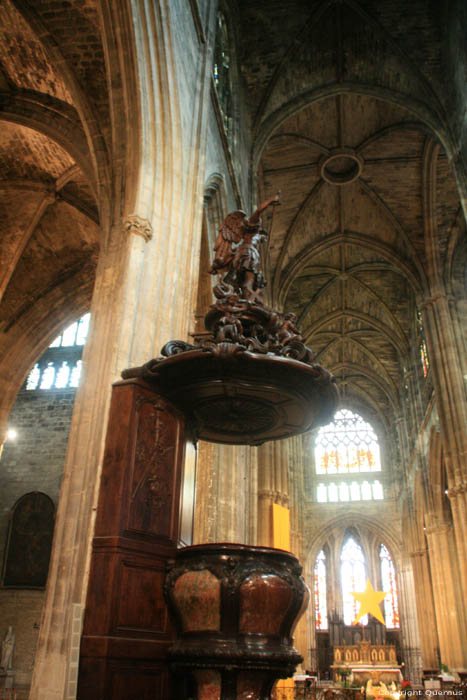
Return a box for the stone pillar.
[257,442,276,547]
[408,547,439,670]
[447,483,467,585]
[421,140,467,606]
[257,440,290,548]
[422,294,467,605]
[194,442,257,545]
[397,554,423,684]
[287,435,309,666]
[29,2,217,697]
[425,519,467,669]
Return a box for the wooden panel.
[108,663,168,700]
[116,560,168,634]
[126,394,182,540]
[78,379,187,700]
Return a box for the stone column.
[425,519,467,668]
[421,294,467,604]
[194,441,257,545]
[408,547,439,670]
[421,140,467,606]
[29,2,217,697]
[257,439,290,547]
[397,554,423,684]
[257,441,275,547]
[447,483,467,585]
[288,435,309,666]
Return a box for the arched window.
[2,493,55,588]
[213,11,233,139]
[341,537,367,625]
[313,549,328,630]
[379,544,400,628]
[49,313,90,348]
[314,409,383,502]
[25,314,90,391]
[420,340,429,377]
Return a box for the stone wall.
[0,387,75,697]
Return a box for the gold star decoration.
[351,578,387,625]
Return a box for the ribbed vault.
[240,0,463,431]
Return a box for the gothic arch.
[307,513,401,574]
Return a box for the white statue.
[1,627,14,670]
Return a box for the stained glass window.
[213,12,233,138]
[314,550,328,630]
[315,409,381,475]
[420,341,429,377]
[341,537,367,625]
[314,410,384,502]
[380,544,400,628]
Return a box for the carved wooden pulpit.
[77,203,338,699]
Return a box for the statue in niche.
[210,195,280,303]
[1,626,14,670]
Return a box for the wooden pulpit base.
[77,379,191,700]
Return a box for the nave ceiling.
[236,0,466,435]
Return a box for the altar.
[332,641,402,685]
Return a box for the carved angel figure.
[210,195,280,302]
[277,312,302,346]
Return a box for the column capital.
[258,489,274,501]
[124,214,153,242]
[419,292,455,310]
[424,522,451,536]
[447,481,467,497]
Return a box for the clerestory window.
[25,314,90,391]
[314,409,383,502]
[213,11,233,139]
